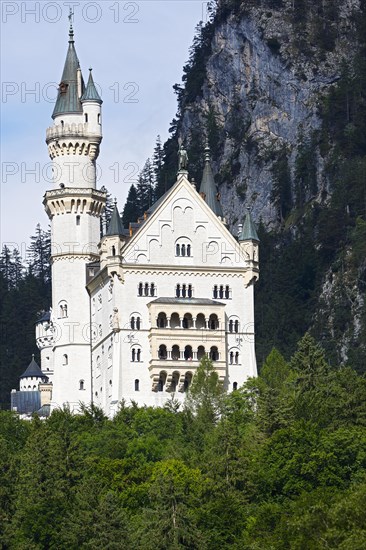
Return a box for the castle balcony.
[149,357,226,393]
[46,122,102,143]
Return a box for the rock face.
[179,1,362,231]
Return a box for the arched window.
[150,283,155,296]
[132,348,136,362]
[229,320,233,333]
[176,244,180,256]
[79,380,85,390]
[234,320,239,333]
[158,345,167,360]
[76,215,80,226]
[219,285,224,299]
[233,382,238,391]
[225,285,230,299]
[184,345,193,360]
[172,345,180,361]
[187,244,191,257]
[144,283,149,296]
[85,113,88,123]
[130,317,135,330]
[182,284,186,298]
[213,285,218,299]
[181,244,186,257]
[197,346,205,360]
[188,284,193,298]
[112,245,116,256]
[138,283,143,296]
[135,379,139,391]
[235,352,239,365]
[157,312,167,328]
[98,113,101,124]
[230,351,234,364]
[176,284,180,298]
[210,346,219,361]
[137,349,141,362]
[63,354,68,365]
[136,317,141,330]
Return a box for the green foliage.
[2,337,366,548]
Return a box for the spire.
[20,356,45,379]
[239,208,259,241]
[106,202,124,236]
[199,141,224,218]
[81,68,102,104]
[52,13,84,119]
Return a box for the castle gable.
[122,176,245,269]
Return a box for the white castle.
[28,23,259,415]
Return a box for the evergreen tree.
[27,224,51,284]
[121,184,139,228]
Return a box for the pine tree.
[27,224,51,284]
[152,135,165,195]
[121,184,139,228]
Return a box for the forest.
[0,345,365,549]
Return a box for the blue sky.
[1,0,208,254]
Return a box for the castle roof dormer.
[52,22,85,119]
[199,143,224,219]
[81,69,102,104]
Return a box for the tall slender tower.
[44,20,106,410]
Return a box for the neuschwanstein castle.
[12,22,259,416]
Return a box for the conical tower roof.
[106,202,124,236]
[52,23,84,118]
[81,69,102,104]
[239,208,259,241]
[199,143,224,218]
[20,355,45,379]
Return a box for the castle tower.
[44,21,106,410]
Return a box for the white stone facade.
[35,29,259,415]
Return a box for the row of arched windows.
[176,243,191,257]
[155,371,192,393]
[176,284,193,298]
[213,285,231,299]
[229,351,240,364]
[158,344,219,361]
[157,312,219,330]
[138,282,156,297]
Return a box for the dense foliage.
[0,226,51,409]
[0,342,365,549]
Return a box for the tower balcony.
[46,122,102,143]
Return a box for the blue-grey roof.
[81,69,102,104]
[106,204,124,236]
[239,209,259,241]
[199,145,224,218]
[20,357,46,379]
[52,27,85,119]
[36,311,50,324]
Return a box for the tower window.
[63,354,68,366]
[138,283,143,296]
[176,244,180,256]
[233,382,238,391]
[79,380,85,390]
[76,215,80,226]
[85,113,88,123]
[98,113,101,124]
[135,379,139,391]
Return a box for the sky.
[1,0,209,258]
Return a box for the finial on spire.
[114,197,117,206]
[68,7,74,42]
[32,353,35,359]
[204,138,210,163]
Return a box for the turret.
[99,201,126,272]
[19,355,48,391]
[238,208,259,285]
[43,17,106,411]
[35,310,54,383]
[199,142,226,223]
